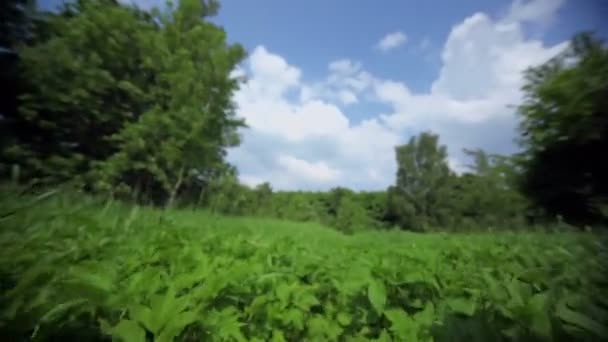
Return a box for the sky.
[40,0,608,191]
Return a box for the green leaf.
[157,310,199,342]
[271,329,286,342]
[40,298,89,323]
[294,291,319,311]
[501,325,520,339]
[376,329,392,342]
[275,282,291,305]
[556,301,607,337]
[129,304,154,333]
[446,297,476,316]
[413,302,435,326]
[100,319,146,342]
[337,312,352,326]
[206,307,245,342]
[526,293,552,339]
[307,315,331,338]
[368,279,387,314]
[384,308,416,340]
[283,308,305,330]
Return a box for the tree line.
[1,0,606,231]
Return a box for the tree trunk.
[167,166,185,208]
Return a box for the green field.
[1,191,607,341]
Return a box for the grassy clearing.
[0,191,607,341]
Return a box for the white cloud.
[328,59,361,75]
[278,155,341,182]
[240,46,301,100]
[429,12,566,105]
[337,90,358,105]
[297,59,372,106]
[230,48,400,190]
[228,0,570,190]
[506,0,565,25]
[240,175,265,188]
[369,3,568,174]
[376,31,408,52]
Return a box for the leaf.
[368,279,387,314]
[384,308,416,339]
[275,282,291,305]
[100,319,146,342]
[283,308,305,330]
[376,329,392,342]
[446,297,476,316]
[40,298,89,323]
[206,307,245,342]
[413,302,435,326]
[307,315,331,338]
[526,293,552,339]
[271,329,286,342]
[144,288,191,335]
[129,304,154,333]
[293,291,319,311]
[501,325,520,339]
[337,312,352,326]
[67,266,117,293]
[157,310,199,342]
[555,301,607,337]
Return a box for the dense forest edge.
[1,0,607,341]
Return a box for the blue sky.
[40,0,607,190]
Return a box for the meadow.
[0,190,606,341]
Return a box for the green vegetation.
[1,0,607,340]
[517,32,608,226]
[1,190,607,341]
[1,0,607,230]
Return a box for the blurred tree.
[517,32,608,225]
[387,132,453,230]
[1,0,246,206]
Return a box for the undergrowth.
[0,189,607,341]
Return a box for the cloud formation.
[376,31,408,52]
[227,0,569,190]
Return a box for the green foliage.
[387,132,453,230]
[517,32,608,226]
[1,189,606,341]
[4,0,158,185]
[97,0,246,206]
[447,149,529,229]
[1,0,245,206]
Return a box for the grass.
[0,189,607,341]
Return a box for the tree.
[252,182,273,215]
[517,32,608,225]
[0,0,49,178]
[2,0,159,185]
[0,0,39,49]
[2,0,246,206]
[387,132,453,230]
[206,171,252,215]
[449,149,529,229]
[97,0,246,206]
[334,197,370,234]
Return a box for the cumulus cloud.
[506,0,565,25]
[376,31,408,52]
[228,0,570,190]
[278,155,341,183]
[230,48,400,191]
[240,46,301,100]
[374,2,568,166]
[297,59,373,106]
